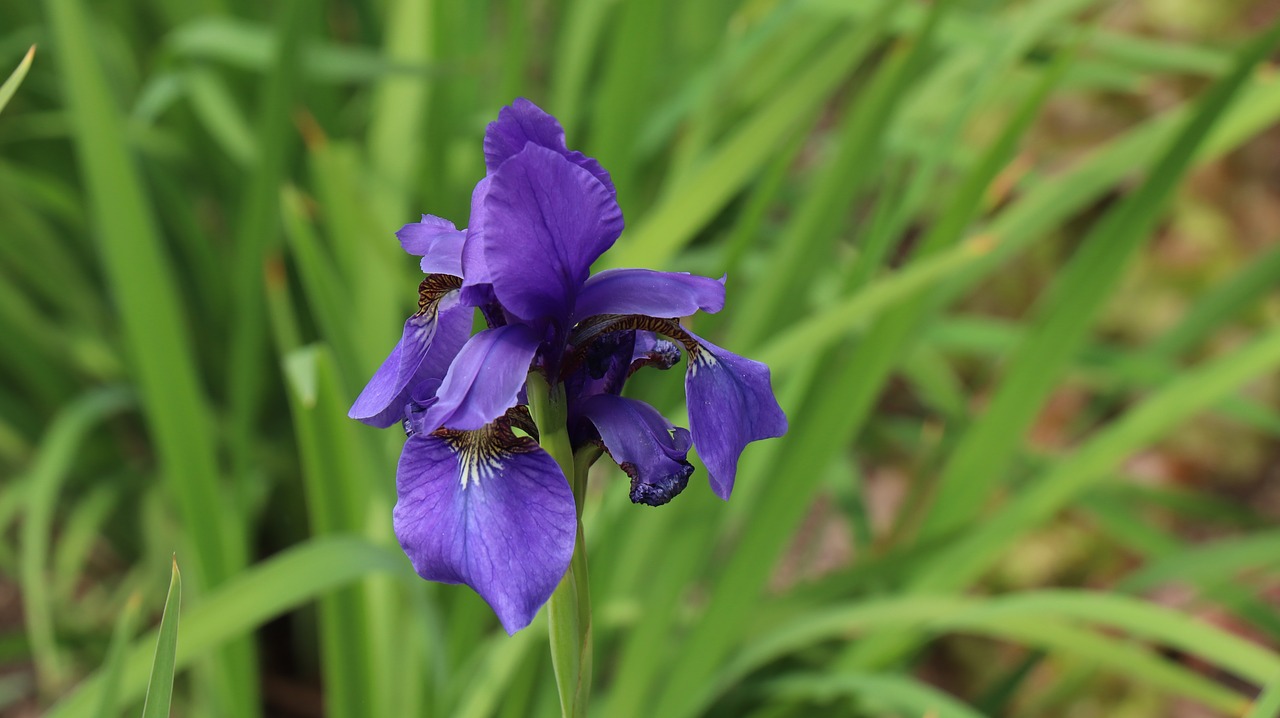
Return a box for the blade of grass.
[91,594,140,718]
[765,672,989,718]
[756,235,996,372]
[20,387,133,697]
[226,0,306,493]
[915,17,1280,541]
[0,45,34,115]
[140,558,181,718]
[281,344,389,718]
[1149,240,1280,359]
[734,5,947,347]
[43,0,256,710]
[1246,673,1280,718]
[366,0,433,223]
[1117,530,1280,593]
[43,537,406,718]
[688,592,1261,718]
[917,320,1280,594]
[603,11,889,270]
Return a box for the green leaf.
[43,538,406,718]
[916,15,1280,541]
[1246,672,1280,718]
[90,592,143,718]
[140,558,181,718]
[0,46,34,116]
[766,672,989,718]
[20,387,134,696]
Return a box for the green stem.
[527,372,592,718]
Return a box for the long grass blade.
[43,538,406,718]
[140,557,182,718]
[0,45,34,115]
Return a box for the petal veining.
[476,143,623,326]
[683,330,787,501]
[394,428,575,634]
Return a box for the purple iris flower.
[350,98,787,633]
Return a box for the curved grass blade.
[0,46,34,116]
[140,558,181,718]
[916,15,1280,541]
[1246,672,1280,718]
[766,672,988,718]
[687,591,1263,718]
[20,387,134,696]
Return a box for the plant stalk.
[527,372,592,718]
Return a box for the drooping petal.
[394,429,576,634]
[476,143,624,326]
[423,323,540,431]
[484,98,615,196]
[683,329,787,500]
[349,295,471,428]
[580,394,693,507]
[574,269,725,321]
[629,332,682,374]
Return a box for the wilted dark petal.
[574,269,725,321]
[477,144,623,326]
[580,394,693,507]
[423,323,540,431]
[394,430,575,634]
[483,98,615,196]
[630,332,682,374]
[684,329,787,501]
[349,298,471,428]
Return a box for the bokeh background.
[4,0,1280,716]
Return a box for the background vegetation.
[3,0,1280,716]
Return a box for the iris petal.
[423,323,541,431]
[581,394,693,506]
[476,143,624,327]
[395,430,576,634]
[348,298,471,427]
[683,329,787,500]
[484,98,615,196]
[574,269,725,321]
[459,177,497,307]
[397,215,466,280]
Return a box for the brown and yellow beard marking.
[417,274,464,316]
[567,313,705,369]
[433,409,539,488]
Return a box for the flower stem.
[527,372,591,718]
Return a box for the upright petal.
[460,177,496,307]
[423,323,540,431]
[580,394,693,507]
[349,295,470,428]
[397,215,466,278]
[395,429,576,634]
[684,330,787,500]
[484,98,615,196]
[574,269,726,321]
[477,143,624,325]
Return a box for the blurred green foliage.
[3,0,1280,716]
